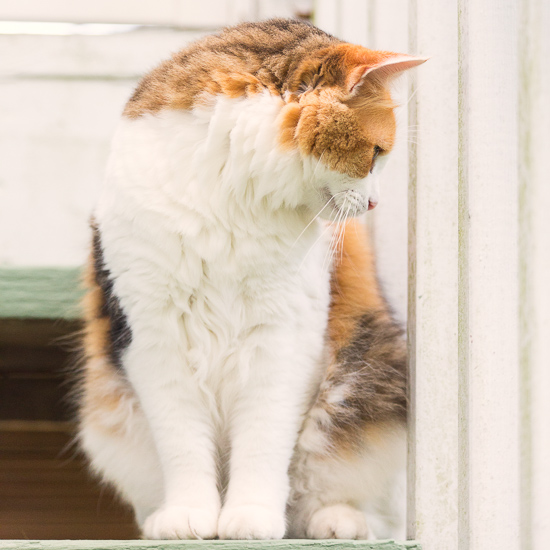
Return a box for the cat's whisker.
[343,207,352,256]
[323,217,341,271]
[286,197,335,259]
[298,220,334,272]
[313,150,327,178]
[338,206,352,265]
[327,203,349,270]
[292,191,346,258]
[288,191,350,259]
[322,217,341,273]
[404,85,420,108]
[321,229,336,274]
[321,201,349,273]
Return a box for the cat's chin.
[313,188,371,222]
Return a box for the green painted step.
[0,541,420,550]
[0,267,83,319]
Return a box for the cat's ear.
[348,54,428,94]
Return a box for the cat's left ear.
[348,54,429,94]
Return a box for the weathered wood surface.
[458,0,521,548]
[407,0,459,548]
[0,423,138,539]
[407,0,524,548]
[0,268,83,319]
[0,541,421,550]
[519,0,550,547]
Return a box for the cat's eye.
[370,145,382,173]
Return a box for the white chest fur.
[96,91,333,401]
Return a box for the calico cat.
[78,18,425,540]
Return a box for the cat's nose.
[368,200,378,210]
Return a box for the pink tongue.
[368,201,378,211]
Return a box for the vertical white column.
[407,1,459,549]
[370,0,410,323]
[519,0,550,548]
[458,0,521,549]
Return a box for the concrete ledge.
[0,541,421,550]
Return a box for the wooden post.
[409,0,524,547]
[519,0,550,548]
[458,0,521,548]
[407,1,459,549]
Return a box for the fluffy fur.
[77,19,425,540]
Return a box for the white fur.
[289,422,406,540]
[82,90,400,540]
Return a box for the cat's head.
[279,44,427,220]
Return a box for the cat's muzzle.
[334,190,370,216]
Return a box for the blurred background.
[1,0,548,548]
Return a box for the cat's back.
[123,19,340,118]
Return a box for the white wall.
[0,27,204,266]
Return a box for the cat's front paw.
[142,505,218,540]
[306,504,369,539]
[218,504,285,539]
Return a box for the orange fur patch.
[215,72,263,99]
[329,220,388,349]
[282,43,399,178]
[335,420,404,460]
[81,256,108,360]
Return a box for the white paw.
[142,505,218,540]
[218,504,286,539]
[306,504,369,539]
